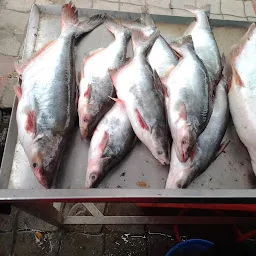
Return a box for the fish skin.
[86,102,136,188]
[166,75,229,188]
[15,3,106,188]
[166,35,210,163]
[110,30,170,165]
[184,4,222,96]
[228,23,256,175]
[78,18,131,138]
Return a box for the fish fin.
[231,63,244,87]
[75,13,107,38]
[14,40,56,75]
[170,35,194,56]
[61,2,79,31]
[230,23,256,62]
[135,108,149,130]
[61,3,106,35]
[105,17,131,39]
[185,4,211,18]
[108,96,124,104]
[84,84,92,98]
[160,65,175,87]
[153,70,165,101]
[134,28,160,55]
[25,111,36,134]
[140,6,156,28]
[98,131,109,154]
[14,85,22,100]
[213,140,230,161]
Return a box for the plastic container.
[165,239,214,256]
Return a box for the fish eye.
[91,174,96,181]
[33,163,37,168]
[157,150,163,155]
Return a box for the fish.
[78,18,131,138]
[184,4,222,99]
[121,8,178,81]
[14,3,106,188]
[109,30,170,165]
[166,73,229,188]
[86,101,136,188]
[164,35,210,163]
[228,23,256,175]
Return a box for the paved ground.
[1,0,256,255]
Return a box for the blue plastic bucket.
[165,239,214,256]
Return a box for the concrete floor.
[1,0,256,255]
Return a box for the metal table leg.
[14,202,63,227]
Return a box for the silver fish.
[78,18,131,138]
[166,74,229,188]
[86,101,136,188]
[164,35,210,163]
[109,30,170,165]
[184,4,222,96]
[121,9,178,81]
[228,23,256,175]
[14,3,105,188]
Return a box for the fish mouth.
[33,167,50,188]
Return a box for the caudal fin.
[185,4,211,18]
[105,17,131,40]
[61,2,106,36]
[170,35,194,55]
[140,6,156,29]
[134,28,160,55]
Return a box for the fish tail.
[134,28,160,55]
[170,35,194,55]
[105,18,131,40]
[185,4,211,18]
[140,6,156,29]
[61,2,106,36]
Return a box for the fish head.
[30,131,63,188]
[174,121,196,163]
[85,158,104,188]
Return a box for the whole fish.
[78,19,131,138]
[121,9,178,81]
[184,4,222,98]
[86,101,136,188]
[228,23,256,175]
[109,30,170,165]
[14,3,105,188]
[166,74,229,188]
[164,35,210,163]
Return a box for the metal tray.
[0,4,255,203]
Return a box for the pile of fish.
[14,2,256,189]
